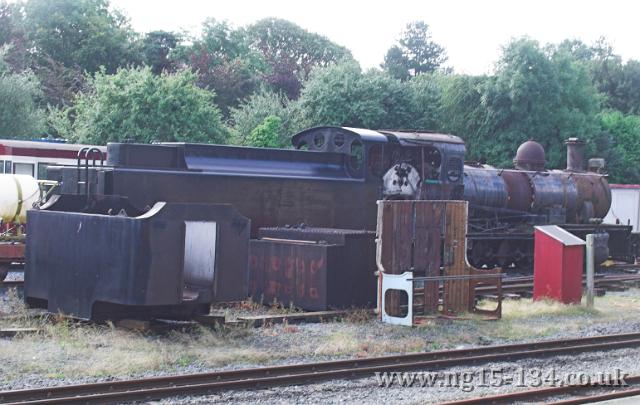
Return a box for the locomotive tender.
[45,126,629,269]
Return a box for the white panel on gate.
[184,221,217,287]
[605,188,640,232]
[380,271,413,326]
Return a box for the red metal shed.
[533,225,585,304]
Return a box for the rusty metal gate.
[376,200,502,325]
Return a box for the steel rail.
[409,274,640,297]
[3,274,637,294]
[475,274,640,295]
[441,375,640,404]
[1,333,640,404]
[0,280,23,288]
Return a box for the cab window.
[349,140,364,170]
[367,145,385,177]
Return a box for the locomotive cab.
[291,127,466,200]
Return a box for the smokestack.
[565,138,585,172]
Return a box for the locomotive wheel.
[0,264,8,282]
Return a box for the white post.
[585,234,595,308]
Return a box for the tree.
[382,46,410,81]
[0,1,29,72]
[33,55,86,108]
[594,111,640,183]
[549,37,640,116]
[181,19,265,115]
[592,57,640,115]
[298,61,413,129]
[141,30,180,74]
[406,73,442,130]
[587,38,640,115]
[246,18,353,98]
[480,38,600,168]
[0,49,46,138]
[51,67,227,145]
[247,115,282,148]
[553,39,594,62]
[23,0,139,74]
[382,21,447,80]
[229,89,305,146]
[435,74,490,160]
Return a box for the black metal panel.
[99,168,375,237]
[106,142,186,169]
[25,201,250,320]
[108,142,358,180]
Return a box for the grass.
[0,320,273,383]
[1,287,640,387]
[0,291,273,384]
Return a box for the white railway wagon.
[604,184,640,232]
[0,139,106,180]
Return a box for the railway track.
[1,332,640,404]
[0,280,23,289]
[442,375,640,404]
[2,273,638,295]
[410,273,640,297]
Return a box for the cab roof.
[291,126,464,148]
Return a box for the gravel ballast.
[2,287,640,403]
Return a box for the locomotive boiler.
[41,126,630,270]
[459,139,618,268]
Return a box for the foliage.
[552,37,640,116]
[246,18,353,98]
[33,55,86,108]
[595,111,640,183]
[0,1,29,72]
[479,38,600,168]
[406,73,442,130]
[23,0,139,74]
[382,21,447,80]
[51,67,227,144]
[0,49,46,138]
[382,46,410,82]
[299,62,442,132]
[1,0,639,188]
[590,43,640,115]
[0,1,16,46]
[141,31,180,75]
[180,19,265,115]
[299,61,415,129]
[229,89,305,146]
[246,115,282,148]
[435,74,490,160]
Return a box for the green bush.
[0,49,46,138]
[52,66,228,144]
[247,115,282,148]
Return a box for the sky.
[110,0,640,75]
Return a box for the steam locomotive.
[44,126,632,270]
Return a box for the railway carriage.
[0,139,107,179]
